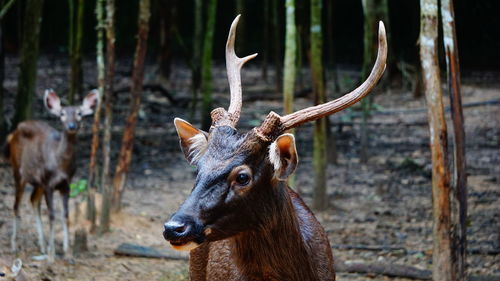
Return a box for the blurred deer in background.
[4,90,98,261]
[163,15,387,281]
[0,258,30,281]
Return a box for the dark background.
[2,0,499,70]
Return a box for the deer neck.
[231,180,318,281]
[58,131,77,161]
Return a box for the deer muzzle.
[163,214,205,251]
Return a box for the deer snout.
[66,122,78,131]
[163,215,205,251]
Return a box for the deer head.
[44,89,99,134]
[163,15,387,251]
[0,259,29,281]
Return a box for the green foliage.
[70,179,88,198]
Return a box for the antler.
[211,15,258,128]
[255,21,388,141]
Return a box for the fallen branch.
[335,260,431,279]
[333,244,500,256]
[114,243,188,261]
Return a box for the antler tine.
[216,15,258,127]
[255,21,387,141]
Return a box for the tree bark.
[419,1,454,280]
[99,0,116,234]
[200,0,216,131]
[190,0,202,118]
[112,0,150,212]
[271,0,282,93]
[68,0,84,104]
[441,0,467,279]
[283,0,296,188]
[87,0,106,232]
[310,0,327,210]
[12,0,44,128]
[158,0,176,83]
[0,15,6,143]
[261,0,269,80]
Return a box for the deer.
[162,15,387,281]
[0,258,30,281]
[4,89,99,262]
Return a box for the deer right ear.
[44,89,62,116]
[269,134,298,181]
[174,118,208,164]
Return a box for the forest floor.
[0,57,498,280]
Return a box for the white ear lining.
[268,140,282,172]
[188,133,208,164]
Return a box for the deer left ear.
[80,89,100,116]
[269,133,298,181]
[44,89,62,116]
[174,118,208,164]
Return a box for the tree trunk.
[190,0,202,118]
[261,0,269,80]
[200,0,216,131]
[12,0,44,128]
[68,0,84,104]
[235,0,244,52]
[360,0,378,164]
[271,0,282,93]
[112,0,150,212]
[441,0,467,280]
[99,0,116,234]
[0,16,6,143]
[283,0,296,188]
[310,0,327,210]
[419,1,454,280]
[158,0,176,83]
[87,0,106,232]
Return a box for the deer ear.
[80,89,100,116]
[44,89,62,116]
[174,118,208,164]
[10,259,22,276]
[269,134,298,181]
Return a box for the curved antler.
[211,15,258,128]
[255,21,388,141]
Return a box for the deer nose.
[67,122,77,130]
[163,220,190,239]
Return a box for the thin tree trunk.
[87,0,106,232]
[0,15,6,143]
[283,0,296,188]
[262,0,269,80]
[12,0,44,128]
[419,1,454,280]
[0,0,16,20]
[235,0,244,54]
[360,0,377,164]
[441,0,467,279]
[112,0,150,212]
[200,0,216,131]
[68,0,84,104]
[325,0,340,94]
[158,0,176,83]
[99,0,116,234]
[190,0,202,118]
[310,0,327,210]
[272,0,282,93]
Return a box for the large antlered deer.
[163,15,387,281]
[5,90,99,261]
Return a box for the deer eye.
[235,172,250,185]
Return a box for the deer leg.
[60,189,70,257]
[31,186,46,255]
[11,176,25,253]
[44,188,55,262]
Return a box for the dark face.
[44,89,98,134]
[163,126,278,251]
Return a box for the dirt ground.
[0,57,498,280]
